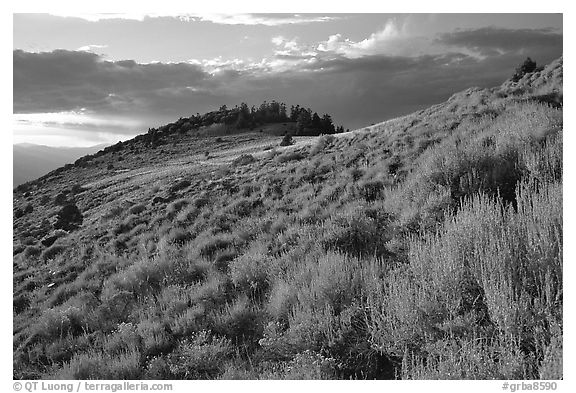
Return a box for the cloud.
[300,53,439,74]
[315,20,435,59]
[352,21,402,50]
[437,27,562,58]
[13,49,210,116]
[269,36,318,64]
[49,13,340,26]
[313,24,563,65]
[13,110,145,146]
[189,14,339,26]
[272,36,300,51]
[316,34,348,53]
[14,25,562,144]
[48,13,151,22]
[14,111,141,132]
[77,44,108,52]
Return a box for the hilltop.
[13,99,345,191]
[13,57,562,380]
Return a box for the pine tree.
[312,113,322,130]
[512,57,537,82]
[290,105,301,122]
[296,109,312,135]
[320,114,335,134]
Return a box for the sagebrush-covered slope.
[13,58,562,380]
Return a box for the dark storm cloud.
[13,49,210,115]
[14,28,563,134]
[268,53,499,127]
[257,45,560,128]
[437,27,562,57]
[300,53,474,74]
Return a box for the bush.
[15,183,31,193]
[33,305,87,341]
[103,322,141,356]
[211,296,264,346]
[71,184,85,194]
[102,205,124,221]
[311,134,335,154]
[169,305,205,337]
[41,244,68,261]
[356,180,385,201]
[55,350,142,379]
[213,248,239,272]
[40,194,51,205]
[101,256,170,301]
[166,199,189,217]
[13,244,25,255]
[54,192,68,206]
[229,244,270,295]
[176,206,200,224]
[20,236,37,246]
[41,229,68,247]
[145,357,172,379]
[45,334,97,365]
[23,245,42,259]
[166,228,193,246]
[128,204,146,215]
[280,134,294,146]
[13,294,30,314]
[169,179,191,193]
[137,319,174,357]
[276,151,305,163]
[283,350,338,379]
[267,280,297,323]
[226,198,263,218]
[14,208,24,219]
[232,154,256,166]
[367,181,562,378]
[166,331,232,379]
[322,208,391,258]
[54,204,83,231]
[113,214,141,235]
[198,233,237,259]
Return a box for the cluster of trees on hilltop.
[148,101,346,138]
[289,105,346,135]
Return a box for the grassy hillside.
[13,143,109,187]
[12,57,562,380]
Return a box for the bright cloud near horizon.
[13,13,562,147]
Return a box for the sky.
[13,13,563,146]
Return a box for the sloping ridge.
[12,57,563,380]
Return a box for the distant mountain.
[13,143,109,187]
